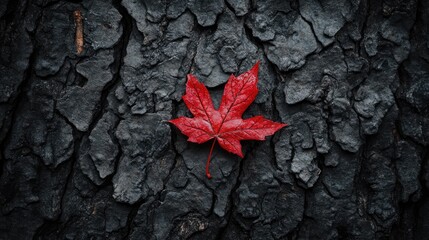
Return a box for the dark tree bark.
[1,0,428,239]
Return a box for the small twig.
[73,9,84,55]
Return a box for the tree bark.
[1,0,428,239]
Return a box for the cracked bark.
[1,0,429,239]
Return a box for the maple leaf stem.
[206,138,217,179]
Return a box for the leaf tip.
[277,123,288,131]
[252,61,260,73]
[186,74,198,85]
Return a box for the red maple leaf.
[169,62,287,179]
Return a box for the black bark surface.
[1,0,428,239]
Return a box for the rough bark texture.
[1,0,428,239]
